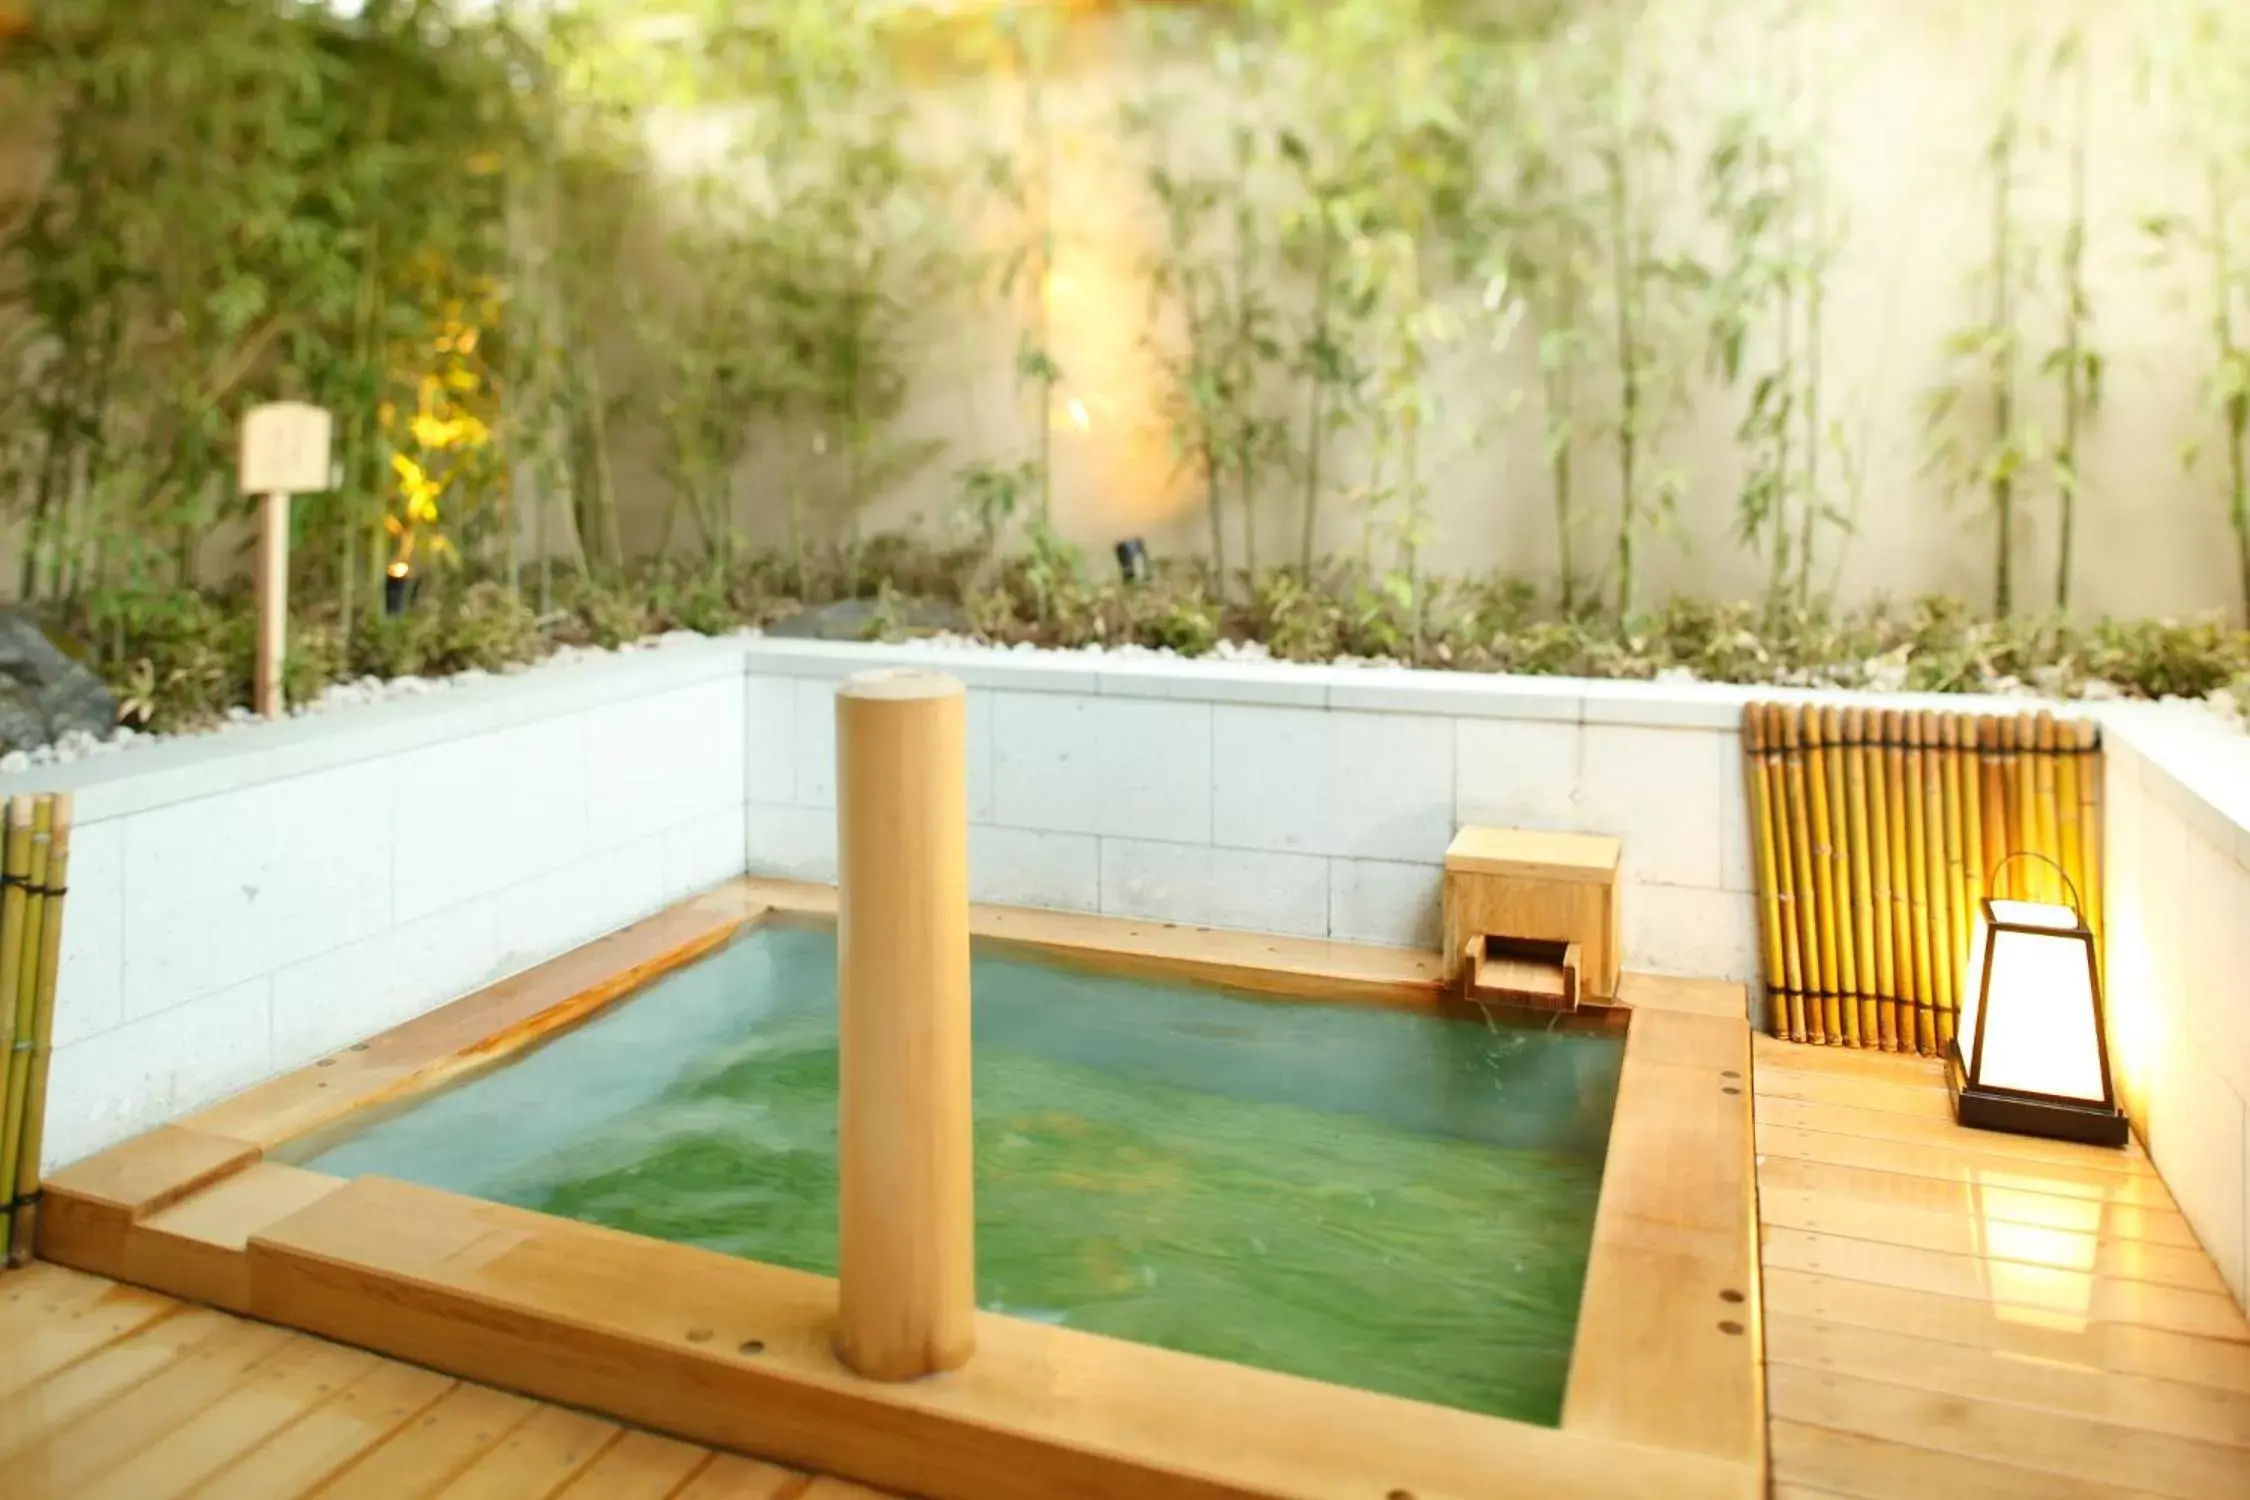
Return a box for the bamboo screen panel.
[1741,705,2102,1056]
[1,792,74,1267]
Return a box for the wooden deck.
[0,1262,883,1500]
[7,1022,2247,1498]
[1751,1033,2250,1500]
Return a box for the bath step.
[35,1126,345,1314]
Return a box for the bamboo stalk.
[2034,712,2063,904]
[1961,714,1987,1002]
[1865,708,1900,1051]
[2078,718,2105,954]
[1937,713,1969,1052]
[1781,707,1823,1044]
[1767,707,1810,1043]
[1745,707,1791,1040]
[1902,714,1938,1055]
[1883,710,1917,1052]
[0,798,38,1253]
[2014,712,2040,896]
[1804,707,1843,1043]
[1819,707,1859,1046]
[2056,714,2086,918]
[1980,715,2010,889]
[1764,707,1809,1042]
[1843,708,1880,1048]
[1920,713,1957,1052]
[9,796,69,1266]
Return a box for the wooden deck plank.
[1769,1417,2166,1499]
[1769,1363,2246,1499]
[1762,1226,2250,1342]
[1752,1153,2204,1250]
[0,1262,124,1330]
[75,1336,384,1500]
[1765,1312,2250,1450]
[304,1383,541,1499]
[1757,1123,2178,1208]
[546,1430,717,1498]
[1763,1267,2250,1392]
[1756,1095,2155,1174]
[1759,1186,2232,1296]
[0,1279,180,1403]
[2,1317,299,1495]
[1752,1064,1955,1119]
[1752,1034,1947,1085]
[667,1453,816,1498]
[181,1358,458,1499]
[0,1303,238,1459]
[429,1403,621,1500]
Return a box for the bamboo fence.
[0,792,74,1266]
[1742,706,2100,1055]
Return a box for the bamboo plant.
[1926,39,2041,618]
[1700,0,1847,616]
[1591,4,1703,623]
[2044,26,2103,611]
[2147,0,2250,620]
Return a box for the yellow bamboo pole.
[1901,714,1937,1055]
[2033,712,2062,906]
[2078,719,2105,956]
[1804,707,1844,1043]
[0,797,41,1253]
[1865,708,1900,1051]
[1960,715,1987,1005]
[1745,707,1791,1041]
[8,795,70,1266]
[1843,708,1880,1048]
[1938,714,1970,1052]
[1820,706,1860,1046]
[1980,716,2010,889]
[1781,707,1823,1044]
[2014,713,2041,897]
[1763,706,1809,1043]
[835,669,976,1382]
[1917,713,1955,1052]
[1883,710,1917,1052]
[2055,715,2086,921]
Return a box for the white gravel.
[1,623,2240,774]
[0,627,752,774]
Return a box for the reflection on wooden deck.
[0,1264,885,1499]
[1753,1033,2250,1499]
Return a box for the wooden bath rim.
[34,877,1765,1500]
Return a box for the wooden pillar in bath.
[833,668,976,1381]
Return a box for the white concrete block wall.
[5,641,752,1171]
[10,623,2245,1315]
[738,642,1766,992]
[2100,704,2250,1310]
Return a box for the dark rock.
[0,610,118,752]
[763,597,971,642]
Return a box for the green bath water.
[298,922,1624,1424]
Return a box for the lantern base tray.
[1946,1052,2130,1148]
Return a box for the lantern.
[1949,854,2127,1148]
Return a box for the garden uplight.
[1949,855,2127,1148]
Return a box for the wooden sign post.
[238,402,334,720]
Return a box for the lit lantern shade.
[1950,893,2128,1148]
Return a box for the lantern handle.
[1985,850,2084,914]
